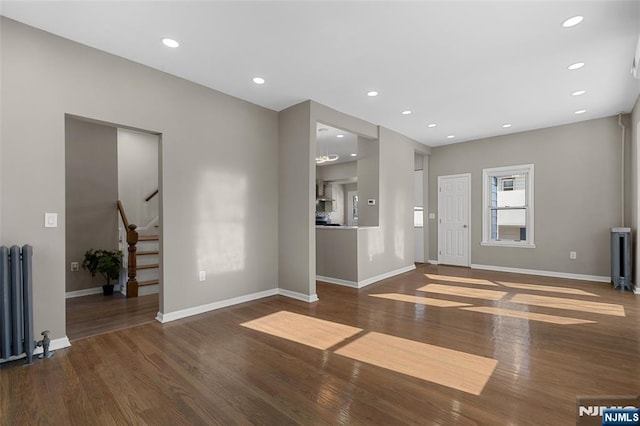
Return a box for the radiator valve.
[37,330,53,359]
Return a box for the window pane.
[491,208,526,241]
[495,173,526,208]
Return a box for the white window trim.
[481,164,535,248]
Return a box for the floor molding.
[278,288,319,303]
[66,285,121,299]
[1,336,71,364]
[428,260,439,265]
[634,286,640,295]
[318,264,417,289]
[156,288,279,323]
[470,264,610,283]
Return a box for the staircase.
[117,198,160,298]
[135,234,160,296]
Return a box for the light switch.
[199,270,206,281]
[44,213,58,228]
[429,213,436,219]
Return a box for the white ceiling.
[316,123,357,166]
[2,1,640,147]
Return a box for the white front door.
[438,174,471,267]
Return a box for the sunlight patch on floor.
[370,293,472,307]
[241,311,362,350]
[425,274,499,287]
[510,294,625,317]
[418,283,507,301]
[334,331,497,395]
[497,281,598,297]
[461,306,596,325]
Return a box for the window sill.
[480,241,536,249]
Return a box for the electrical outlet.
[70,262,79,272]
[199,270,206,281]
[570,251,577,260]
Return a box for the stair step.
[137,263,159,270]
[138,279,159,287]
[137,250,159,256]
[139,235,159,241]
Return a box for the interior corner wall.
[630,95,640,283]
[357,127,415,281]
[278,100,315,296]
[65,117,119,292]
[429,116,622,278]
[356,136,380,227]
[117,128,159,229]
[1,18,278,340]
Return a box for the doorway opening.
[64,115,161,341]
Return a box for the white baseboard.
[138,284,159,297]
[156,288,279,323]
[318,264,417,289]
[278,288,319,303]
[316,275,359,288]
[428,260,439,265]
[634,286,640,295]
[470,264,610,283]
[65,285,121,299]
[1,336,71,363]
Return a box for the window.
[481,164,534,248]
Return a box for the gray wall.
[278,101,314,296]
[117,128,159,229]
[630,96,640,281]
[358,127,415,280]
[357,136,380,227]
[65,117,119,292]
[429,116,624,277]
[316,161,357,182]
[1,18,278,340]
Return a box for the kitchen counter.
[315,225,357,230]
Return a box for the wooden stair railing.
[117,200,139,298]
[145,188,158,202]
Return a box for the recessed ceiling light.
[402,110,412,115]
[162,38,179,48]
[351,153,357,157]
[502,124,512,128]
[252,77,265,85]
[367,91,379,97]
[575,109,587,114]
[572,90,586,96]
[336,134,344,138]
[447,135,455,139]
[568,62,585,70]
[562,16,584,28]
[427,123,437,128]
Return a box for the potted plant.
[82,249,123,295]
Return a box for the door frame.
[437,173,472,267]
[347,190,358,226]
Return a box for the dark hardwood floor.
[2,264,639,425]
[66,292,159,341]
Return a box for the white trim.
[634,286,640,295]
[316,275,359,288]
[278,288,319,303]
[480,241,536,249]
[156,288,279,323]
[470,263,609,283]
[428,260,439,265]
[437,173,472,267]
[317,264,416,289]
[34,336,71,355]
[65,285,121,298]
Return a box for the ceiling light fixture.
[428,123,437,128]
[315,128,339,164]
[502,124,512,128]
[162,38,179,48]
[367,91,379,97]
[562,16,584,28]
[568,62,585,70]
[575,109,587,114]
[252,77,265,85]
[351,153,357,157]
[447,135,455,139]
[572,90,586,96]
[337,134,344,138]
[402,110,412,115]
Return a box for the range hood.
[316,180,334,202]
